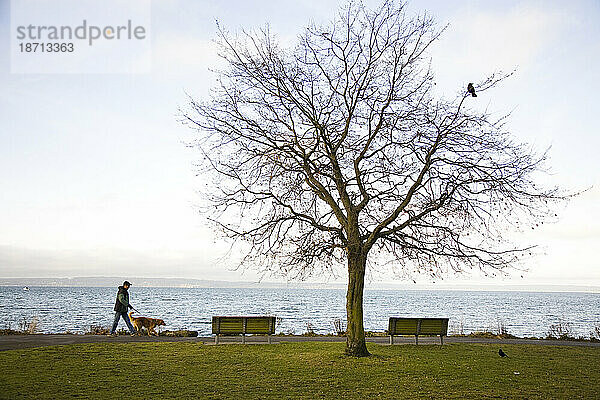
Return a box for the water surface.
[1,286,598,337]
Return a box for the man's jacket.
[113,286,131,313]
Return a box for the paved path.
[2,334,599,351]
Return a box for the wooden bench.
[212,316,276,344]
[388,317,449,345]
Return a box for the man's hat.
[123,280,132,286]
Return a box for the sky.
[0,0,599,287]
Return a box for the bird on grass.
[467,82,477,97]
[499,348,509,358]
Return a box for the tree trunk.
[345,250,370,357]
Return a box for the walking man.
[110,280,137,336]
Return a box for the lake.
[1,286,599,337]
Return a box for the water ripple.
[0,286,598,337]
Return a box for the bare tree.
[184,0,567,356]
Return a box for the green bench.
[212,316,276,344]
[388,317,449,345]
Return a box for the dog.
[128,311,165,336]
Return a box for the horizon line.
[2,276,599,293]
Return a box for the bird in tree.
[499,349,509,358]
[467,82,477,97]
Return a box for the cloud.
[535,186,600,240]
[432,2,575,85]
[152,35,223,76]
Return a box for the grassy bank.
[1,342,598,399]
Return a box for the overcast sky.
[0,0,598,287]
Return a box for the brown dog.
[128,311,165,336]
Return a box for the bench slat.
[246,318,272,333]
[388,317,449,336]
[390,319,419,334]
[212,316,276,335]
[419,319,446,334]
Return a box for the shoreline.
[2,333,600,352]
[3,284,600,293]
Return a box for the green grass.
[1,342,598,399]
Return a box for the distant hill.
[0,277,598,292]
[0,276,346,289]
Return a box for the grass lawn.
[1,342,598,399]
